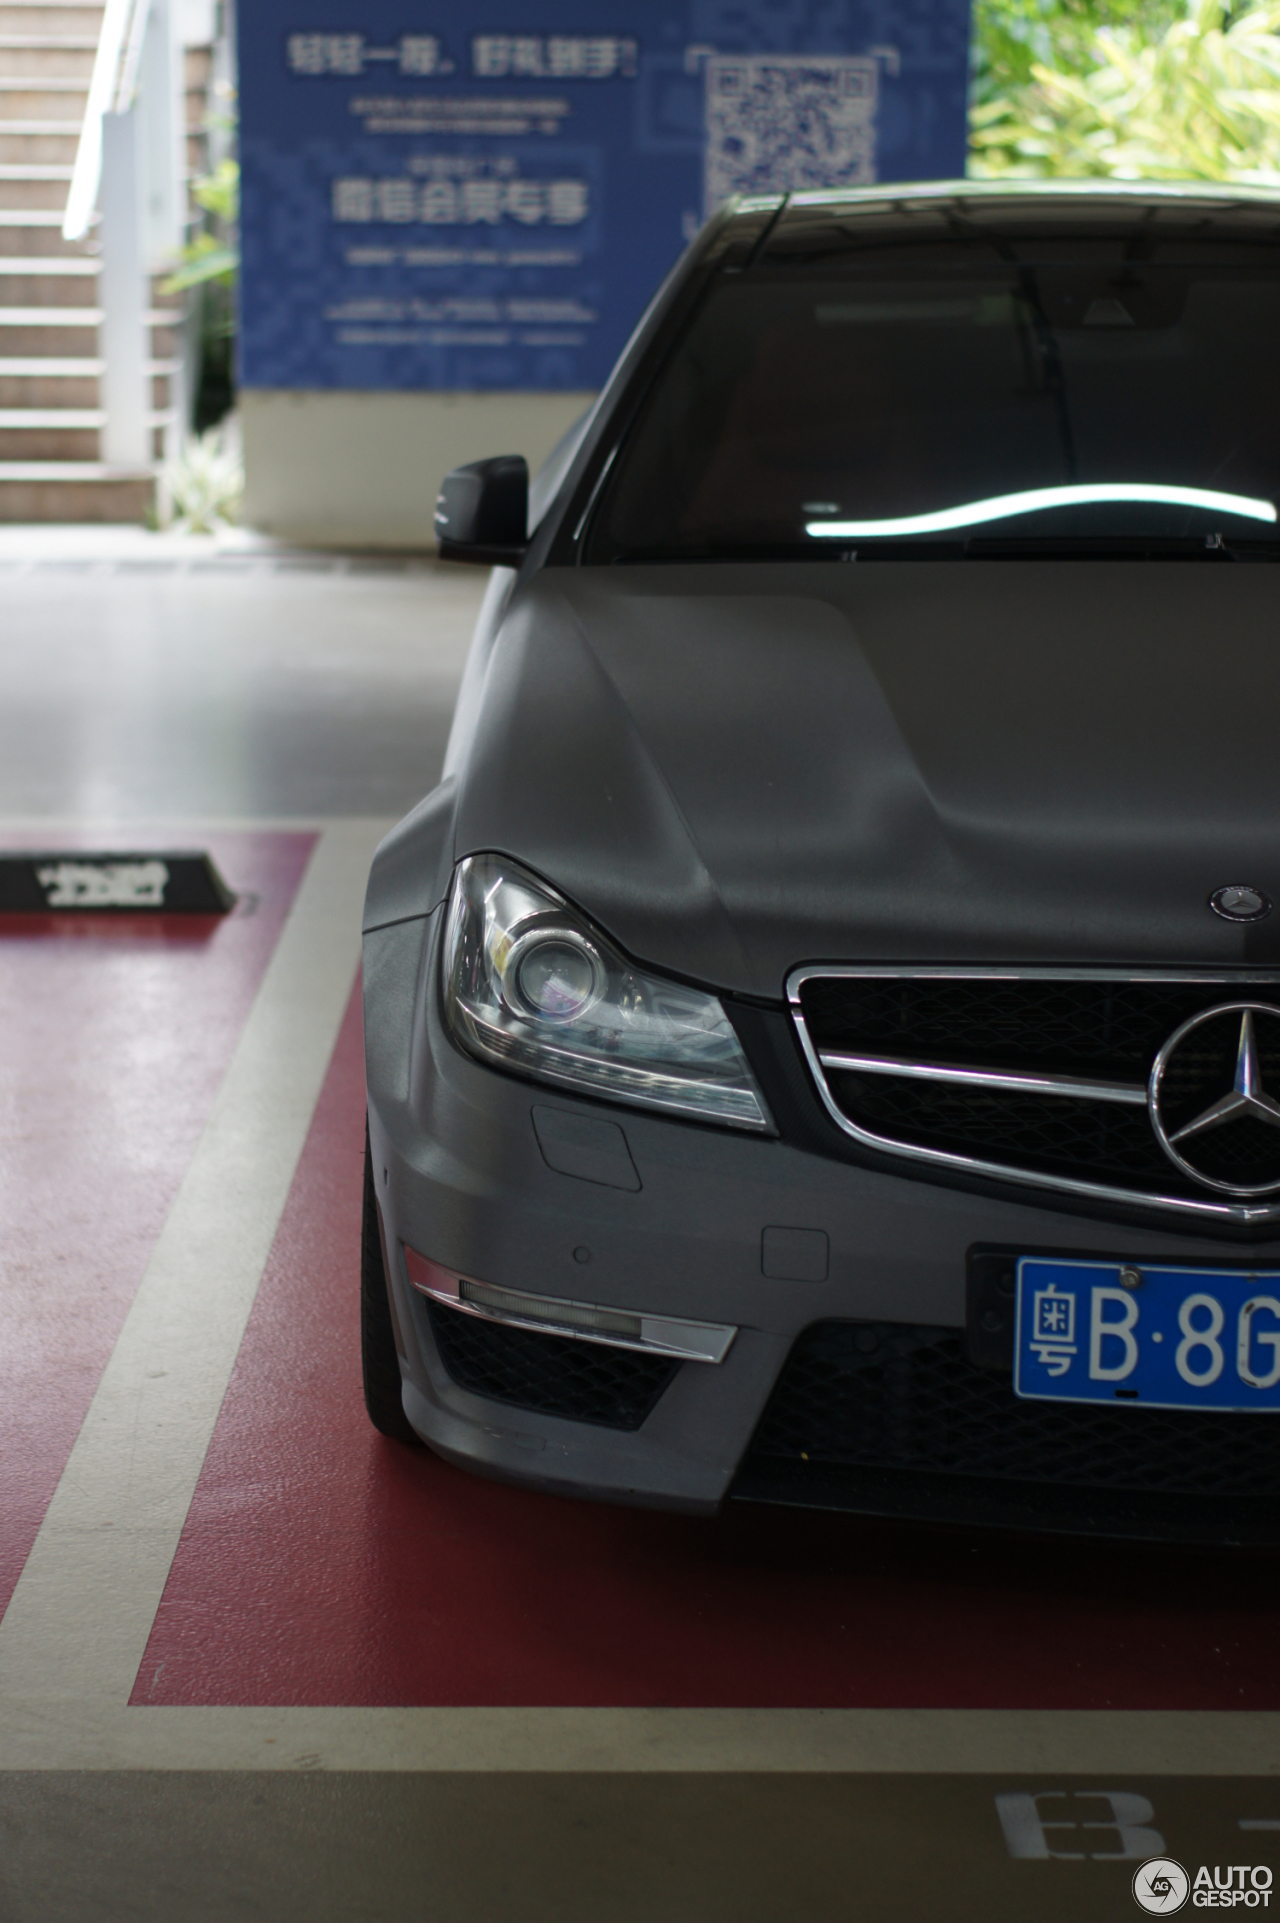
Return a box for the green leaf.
[970,0,1280,180]
[160,246,238,294]
[191,158,239,222]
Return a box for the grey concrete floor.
[4,1771,1266,1923]
[0,553,485,820]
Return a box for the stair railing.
[63,0,144,244]
[61,0,188,470]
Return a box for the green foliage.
[191,155,239,225]
[163,140,239,429]
[160,235,238,294]
[159,424,243,533]
[160,158,239,298]
[972,0,1183,107]
[972,0,1280,180]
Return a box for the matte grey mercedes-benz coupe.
[361,180,1280,1542]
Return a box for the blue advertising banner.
[239,1,973,393]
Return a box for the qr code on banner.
[704,55,878,213]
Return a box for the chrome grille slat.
[788,966,1280,1227]
[815,1049,1148,1106]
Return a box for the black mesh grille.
[427,1299,677,1430]
[799,976,1280,1200]
[829,1072,1183,1189]
[743,1319,1280,1498]
[799,976,1268,1075]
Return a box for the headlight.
[442,853,772,1131]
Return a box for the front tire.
[361,1123,419,1444]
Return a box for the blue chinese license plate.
[1014,1258,1280,1412]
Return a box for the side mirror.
[434,455,528,565]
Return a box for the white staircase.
[0,0,208,520]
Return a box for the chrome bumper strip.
[406,1250,736,1364]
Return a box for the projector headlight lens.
[442,853,772,1131]
[509,929,605,1024]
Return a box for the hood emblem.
[1210,884,1271,923]
[1150,1003,1280,1195]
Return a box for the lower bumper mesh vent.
[427,1298,678,1430]
[734,1320,1280,1541]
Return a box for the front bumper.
[365,909,1280,1530]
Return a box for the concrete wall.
[240,389,598,549]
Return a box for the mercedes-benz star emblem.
[1210,883,1272,922]
[1150,1001,1280,1195]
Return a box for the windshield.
[587,253,1280,559]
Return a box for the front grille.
[829,1073,1181,1189]
[799,976,1225,1074]
[793,971,1280,1214]
[734,1320,1280,1537]
[427,1299,678,1430]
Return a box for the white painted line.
[0,464,141,481]
[0,819,388,1767]
[0,408,104,425]
[0,1703,1277,1776]
[0,308,100,324]
[0,262,100,277]
[0,358,102,374]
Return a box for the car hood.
[453,561,1280,999]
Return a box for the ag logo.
[1133,1858,1190,1913]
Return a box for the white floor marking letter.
[996,1790,1165,1860]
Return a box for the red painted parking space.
[139,979,1280,1711]
[0,831,315,1622]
